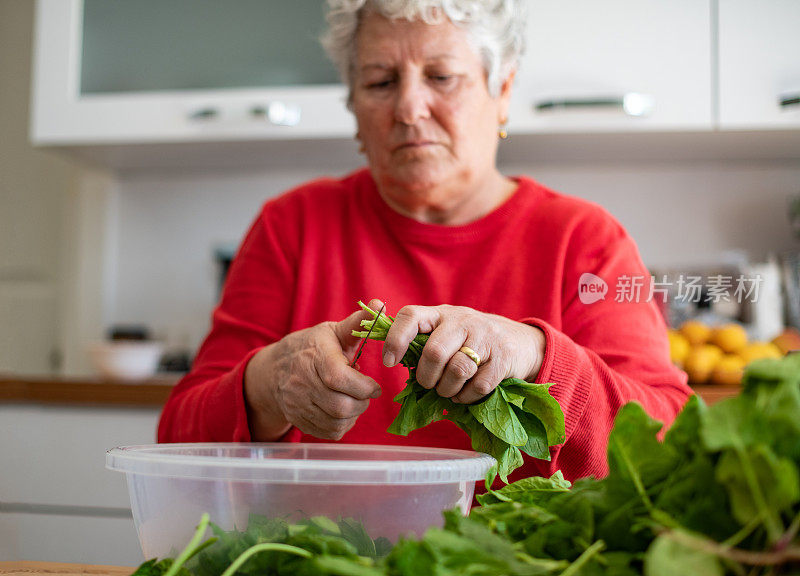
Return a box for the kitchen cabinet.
[30,0,800,168]
[0,404,159,564]
[0,514,142,566]
[30,0,353,146]
[718,0,800,129]
[509,0,712,133]
[31,0,713,148]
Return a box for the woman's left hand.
[381,304,546,404]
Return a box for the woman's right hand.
[243,303,383,441]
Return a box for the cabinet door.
[31,0,354,145]
[508,0,712,133]
[0,406,160,509]
[0,512,143,565]
[718,0,800,129]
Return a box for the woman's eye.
[430,75,456,86]
[367,80,394,89]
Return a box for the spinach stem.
[664,528,800,566]
[219,542,313,576]
[163,513,211,576]
[611,437,654,511]
[735,445,783,543]
[559,540,605,576]
[722,515,763,549]
[775,509,800,550]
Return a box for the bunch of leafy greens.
[351,301,565,482]
[133,352,800,576]
[133,513,391,576]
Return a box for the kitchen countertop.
[0,374,736,407]
[0,562,132,576]
[0,375,180,407]
[690,384,740,405]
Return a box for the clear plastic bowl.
[106,443,495,560]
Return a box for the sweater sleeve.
[521,207,691,481]
[157,200,299,443]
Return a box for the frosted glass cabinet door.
[718,0,800,129]
[79,0,338,94]
[31,0,354,145]
[508,0,713,133]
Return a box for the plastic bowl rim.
[105,442,496,484]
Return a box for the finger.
[312,389,371,420]
[295,408,357,441]
[415,326,467,389]
[452,360,504,405]
[433,344,480,398]
[366,298,385,314]
[320,325,382,399]
[383,305,442,367]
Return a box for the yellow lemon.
[667,330,691,366]
[679,320,712,347]
[738,342,783,365]
[710,354,746,387]
[710,323,749,354]
[683,344,723,385]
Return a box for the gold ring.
[459,346,481,367]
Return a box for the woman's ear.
[497,68,516,118]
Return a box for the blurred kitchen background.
[1,0,799,566]
[3,0,800,379]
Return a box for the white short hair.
[321,0,526,99]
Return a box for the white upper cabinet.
[718,0,800,129]
[31,0,800,165]
[509,0,713,133]
[30,0,354,145]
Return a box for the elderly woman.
[158,0,691,482]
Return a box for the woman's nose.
[394,77,431,125]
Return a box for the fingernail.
[371,388,382,399]
[383,351,395,367]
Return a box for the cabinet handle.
[251,102,302,126]
[779,93,800,109]
[188,107,219,121]
[534,93,655,117]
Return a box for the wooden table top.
[0,562,133,576]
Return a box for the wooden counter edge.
[0,561,134,576]
[0,376,179,407]
[0,376,735,408]
[690,384,740,405]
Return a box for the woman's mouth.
[395,141,436,151]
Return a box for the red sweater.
[158,169,691,482]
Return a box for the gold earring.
[355,132,366,154]
[498,118,508,140]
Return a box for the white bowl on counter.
[87,340,164,382]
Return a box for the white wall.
[112,166,349,353]
[0,0,83,374]
[109,158,800,355]
[511,161,800,267]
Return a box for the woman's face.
[351,11,513,213]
